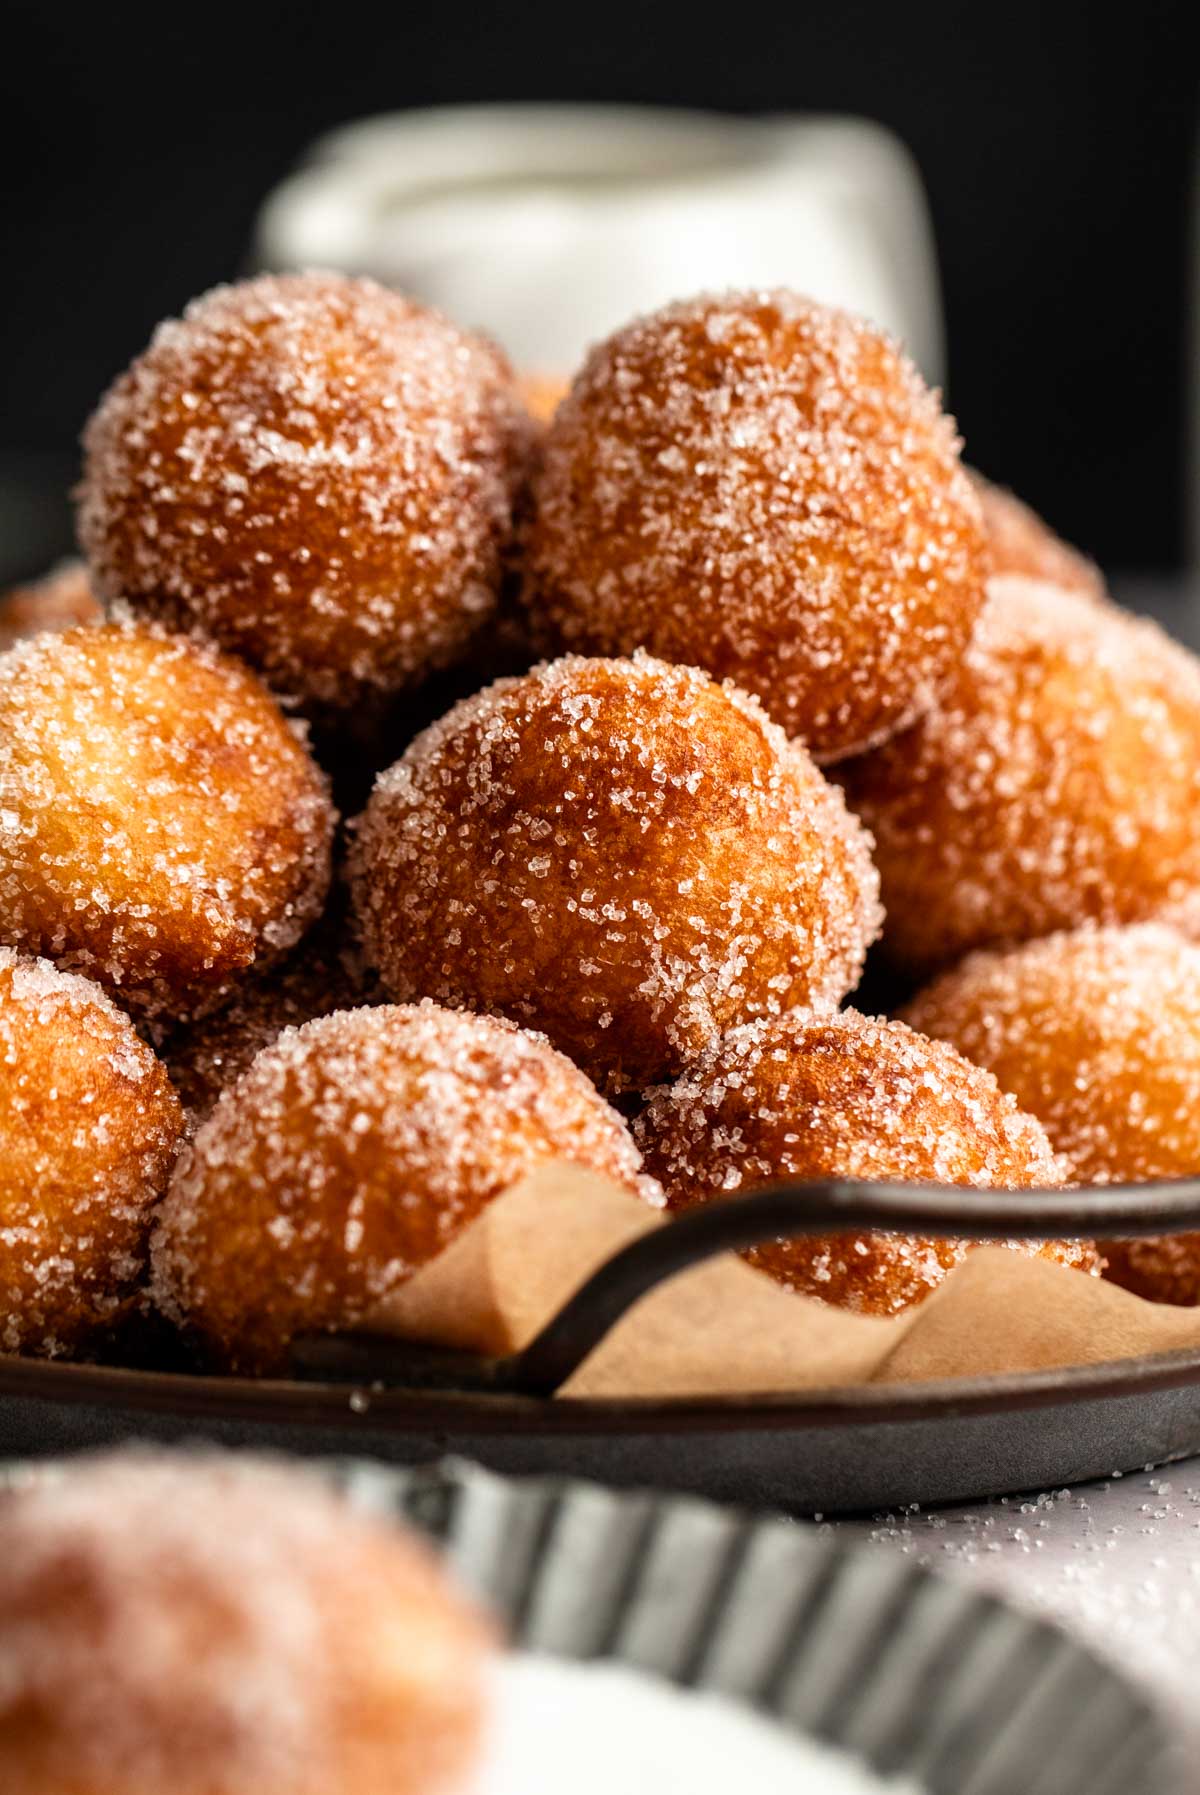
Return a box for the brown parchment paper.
[365,1162,1200,1397]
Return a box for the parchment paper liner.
[364,1163,1200,1398]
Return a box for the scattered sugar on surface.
[841,1463,1200,1749]
[0,619,335,1027]
[523,289,986,760]
[79,272,533,708]
[352,651,881,1093]
[0,1450,486,1792]
[636,1007,1090,1315]
[484,1654,915,1795]
[0,946,181,1356]
[839,579,1200,972]
[152,1001,659,1368]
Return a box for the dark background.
[2,0,1197,575]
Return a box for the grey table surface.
[835,1460,1200,1777]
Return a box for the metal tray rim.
[9,1338,1200,1436]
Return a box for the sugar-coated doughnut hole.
[152,1001,659,1373]
[0,1450,491,1795]
[351,652,881,1094]
[0,620,335,1031]
[521,290,987,761]
[635,1008,1095,1316]
[905,923,1200,1306]
[0,560,102,651]
[78,273,533,711]
[0,950,182,1357]
[969,471,1104,598]
[838,581,1200,976]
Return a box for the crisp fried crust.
[79,273,533,711]
[907,923,1200,1306]
[636,1007,1094,1316]
[839,582,1200,975]
[0,949,182,1356]
[152,1001,659,1373]
[521,291,987,760]
[351,652,881,1092]
[0,620,335,1029]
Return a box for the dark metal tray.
[7,1178,1200,1512]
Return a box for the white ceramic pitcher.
[255,103,944,383]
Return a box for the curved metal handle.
[292,1176,1200,1398]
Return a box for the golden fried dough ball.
[0,560,102,651]
[838,581,1200,976]
[0,950,182,1357]
[351,653,881,1094]
[969,470,1105,598]
[905,924,1200,1184]
[905,923,1200,1305]
[635,1008,1094,1316]
[163,929,376,1126]
[78,273,532,711]
[521,291,987,760]
[0,1450,490,1795]
[517,370,570,424]
[0,621,335,1031]
[152,1001,659,1373]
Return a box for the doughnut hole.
[517,371,570,425]
[0,621,335,1031]
[0,949,182,1357]
[0,1450,491,1795]
[152,1001,659,1373]
[969,471,1105,598]
[163,927,376,1127]
[636,1008,1094,1316]
[838,582,1200,976]
[906,923,1200,1306]
[351,652,881,1093]
[79,272,532,711]
[522,290,987,760]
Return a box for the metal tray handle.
[291,1177,1200,1398]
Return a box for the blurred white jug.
[255,103,943,382]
